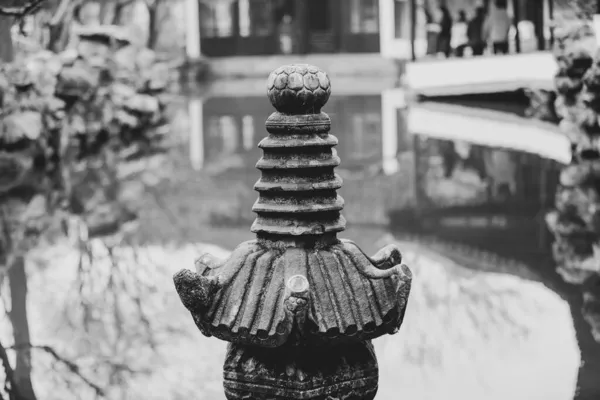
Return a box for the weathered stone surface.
[223,342,378,400]
[173,64,412,398]
[267,64,331,115]
[175,240,411,347]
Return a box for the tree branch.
[7,343,105,397]
[8,256,36,400]
[48,0,73,26]
[0,338,19,398]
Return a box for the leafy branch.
[0,20,172,400]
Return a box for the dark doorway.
[306,0,336,53]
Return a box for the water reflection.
[188,94,387,172]
[375,242,578,400]
[163,88,594,399]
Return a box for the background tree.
[0,3,174,398]
[540,19,600,400]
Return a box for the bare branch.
[0,339,19,398]
[7,343,105,397]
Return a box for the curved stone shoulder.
[305,239,412,344]
[173,240,412,347]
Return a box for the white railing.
[404,52,557,96]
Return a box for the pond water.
[17,86,600,399]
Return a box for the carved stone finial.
[266,65,331,114]
[173,64,412,400]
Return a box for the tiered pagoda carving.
[174,64,412,399]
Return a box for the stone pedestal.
[174,64,412,399]
[224,342,378,400]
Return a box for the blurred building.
[190,0,555,59]
[197,0,380,56]
[383,0,554,59]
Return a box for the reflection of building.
[390,134,562,266]
[185,90,409,225]
[197,0,380,56]
[382,96,568,265]
[194,94,388,169]
[186,88,568,252]
[406,102,570,163]
[412,136,556,210]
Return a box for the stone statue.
[173,64,412,399]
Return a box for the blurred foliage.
[0,20,176,400]
[0,24,172,268]
[30,0,185,52]
[554,0,598,21]
[543,20,600,343]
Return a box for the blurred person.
[440,141,458,178]
[451,10,469,57]
[278,14,294,54]
[511,20,536,52]
[467,6,486,56]
[436,2,453,57]
[484,0,511,55]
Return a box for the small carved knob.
[266,64,331,114]
[285,275,309,314]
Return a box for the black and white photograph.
[0,0,599,399]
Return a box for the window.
[199,1,235,38]
[239,0,276,37]
[394,0,410,39]
[349,0,379,34]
